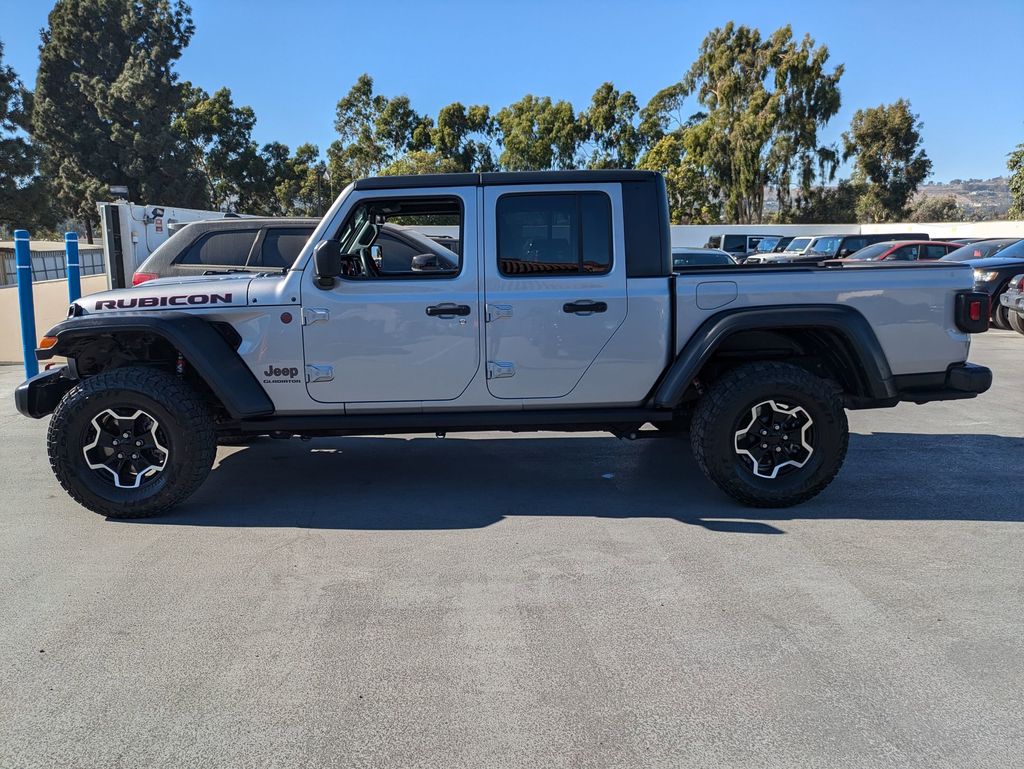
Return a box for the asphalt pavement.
[1,330,1022,769]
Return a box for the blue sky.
[2,0,1022,181]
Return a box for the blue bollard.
[14,230,38,378]
[65,231,81,303]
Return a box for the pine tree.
[33,0,204,240]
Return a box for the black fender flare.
[653,304,897,408]
[38,312,274,419]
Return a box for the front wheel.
[47,367,217,518]
[690,362,849,508]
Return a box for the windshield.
[755,236,781,253]
[988,240,1024,259]
[941,239,1021,261]
[846,243,894,261]
[783,237,812,253]
[808,236,842,256]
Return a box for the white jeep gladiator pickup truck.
[15,170,992,517]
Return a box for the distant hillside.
[761,176,1013,220]
[917,177,1011,218]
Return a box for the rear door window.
[259,228,312,269]
[178,230,258,267]
[496,192,612,276]
[923,244,949,260]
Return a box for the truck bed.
[671,261,974,376]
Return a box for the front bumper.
[14,366,76,419]
[895,362,993,405]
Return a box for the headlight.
[973,270,999,282]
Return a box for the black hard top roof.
[351,169,661,191]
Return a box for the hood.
[963,256,1024,269]
[75,274,254,316]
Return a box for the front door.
[482,183,626,400]
[301,188,480,404]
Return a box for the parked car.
[744,236,814,264]
[672,248,738,269]
[941,238,1021,262]
[704,233,774,256]
[738,235,794,261]
[798,232,930,261]
[132,218,320,285]
[955,240,1024,328]
[747,233,929,265]
[998,273,1024,334]
[845,240,962,261]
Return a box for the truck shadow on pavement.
[115,431,1024,534]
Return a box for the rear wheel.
[690,362,848,507]
[47,367,217,518]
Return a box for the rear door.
[481,183,626,400]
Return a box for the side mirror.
[313,240,343,288]
[411,253,457,274]
[411,253,440,272]
[838,248,851,258]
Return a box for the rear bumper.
[894,362,993,405]
[14,366,76,418]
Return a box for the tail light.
[955,290,989,333]
[132,271,158,286]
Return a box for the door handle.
[562,300,608,315]
[425,303,471,317]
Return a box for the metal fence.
[0,247,105,286]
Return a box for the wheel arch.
[653,304,897,409]
[39,312,274,420]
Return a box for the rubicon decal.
[94,293,233,310]
[262,364,301,384]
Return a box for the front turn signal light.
[38,336,58,350]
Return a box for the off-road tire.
[47,367,217,518]
[1008,308,1024,335]
[690,362,849,508]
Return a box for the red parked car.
[845,240,963,261]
